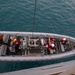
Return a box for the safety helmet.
[50,36,54,39]
[62,38,66,41]
[50,36,55,41]
[51,43,55,47]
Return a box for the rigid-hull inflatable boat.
[0,31,75,61]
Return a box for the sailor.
[10,36,14,41]
[8,37,16,53]
[50,43,56,53]
[13,38,19,53]
[46,36,56,54]
[50,36,55,43]
[19,38,23,49]
[13,38,19,45]
[60,38,67,52]
[61,38,67,45]
[19,37,27,49]
[46,41,56,54]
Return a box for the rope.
[32,0,37,37]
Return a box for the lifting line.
[32,0,37,37]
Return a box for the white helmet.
[51,43,55,47]
[62,38,66,41]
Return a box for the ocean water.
[0,0,75,73]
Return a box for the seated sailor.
[19,37,27,49]
[60,38,67,52]
[13,38,19,52]
[46,42,56,54]
[8,36,15,53]
[61,38,67,45]
[50,36,55,43]
[46,36,56,54]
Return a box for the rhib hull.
[0,31,75,62]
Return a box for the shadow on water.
[0,55,75,73]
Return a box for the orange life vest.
[13,38,19,45]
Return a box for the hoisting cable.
[32,0,37,37]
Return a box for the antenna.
[32,0,37,37]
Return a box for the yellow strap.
[53,49,56,52]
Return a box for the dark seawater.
[0,55,75,73]
[0,0,75,73]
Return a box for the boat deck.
[0,33,74,56]
[0,31,74,57]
